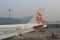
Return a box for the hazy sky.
[0,0,60,22]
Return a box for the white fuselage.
[0,8,45,32]
[0,24,40,32]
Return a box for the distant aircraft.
[0,8,48,40]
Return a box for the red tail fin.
[28,8,44,24]
[36,12,42,24]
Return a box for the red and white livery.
[0,8,48,40]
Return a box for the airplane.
[0,8,48,40]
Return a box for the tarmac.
[3,28,60,40]
[3,32,47,40]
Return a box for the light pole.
[8,9,11,24]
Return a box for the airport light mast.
[8,9,11,24]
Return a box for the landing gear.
[41,29,45,32]
[18,33,24,38]
[19,33,23,36]
[42,30,45,32]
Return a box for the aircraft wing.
[0,29,34,40]
[17,29,34,33]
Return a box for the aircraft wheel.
[19,33,23,36]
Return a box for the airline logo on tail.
[36,12,42,24]
[28,8,44,24]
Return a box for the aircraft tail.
[28,8,45,24]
